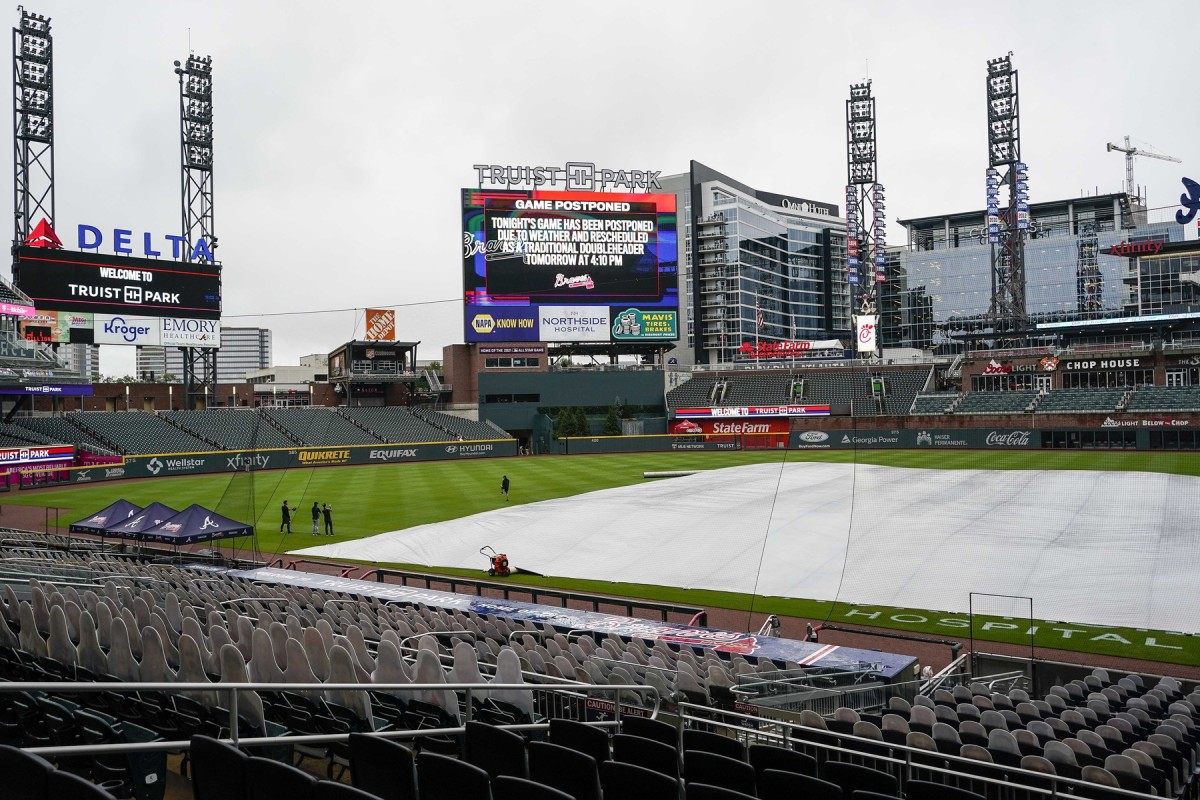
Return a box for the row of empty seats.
[1034,390,1126,413]
[952,391,1039,414]
[166,410,298,450]
[68,411,211,455]
[1127,386,1200,412]
[6,408,513,455]
[0,532,1196,800]
[11,415,117,454]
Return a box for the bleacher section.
[722,375,792,406]
[0,538,1193,800]
[1035,389,1125,414]
[166,409,298,450]
[12,416,115,454]
[68,411,211,455]
[953,391,1038,414]
[669,369,931,418]
[341,407,455,442]
[417,408,508,440]
[1127,386,1200,412]
[665,376,720,409]
[911,393,959,414]
[876,371,931,416]
[260,406,383,446]
[0,421,56,447]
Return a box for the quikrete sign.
[1063,358,1142,370]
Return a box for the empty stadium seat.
[167,409,297,450]
[68,411,210,455]
[953,391,1038,414]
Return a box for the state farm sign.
[708,420,788,435]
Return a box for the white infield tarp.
[289,463,1200,632]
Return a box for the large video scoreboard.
[462,189,678,343]
[13,246,221,320]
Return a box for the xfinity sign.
[77,224,214,261]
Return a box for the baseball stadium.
[0,7,1196,800]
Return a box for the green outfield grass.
[7,448,1199,667]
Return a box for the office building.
[896,193,1196,348]
[59,342,99,379]
[137,326,272,383]
[658,161,849,365]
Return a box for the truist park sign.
[473,162,662,192]
[14,219,221,321]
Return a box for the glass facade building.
[895,193,1197,348]
[137,326,272,383]
[660,162,847,365]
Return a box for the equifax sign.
[24,218,214,262]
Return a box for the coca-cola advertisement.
[984,430,1032,447]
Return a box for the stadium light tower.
[984,53,1029,333]
[12,8,54,248]
[845,80,886,355]
[174,54,217,409]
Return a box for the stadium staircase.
[160,413,222,451]
[255,408,306,447]
[335,407,380,439]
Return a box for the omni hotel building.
[657,161,851,366]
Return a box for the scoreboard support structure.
[11,9,54,249]
[175,54,218,409]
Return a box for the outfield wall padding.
[57,438,518,485]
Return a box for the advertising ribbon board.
[227,567,916,679]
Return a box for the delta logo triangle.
[25,218,62,249]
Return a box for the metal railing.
[1,679,660,758]
[365,567,707,626]
[676,701,1167,800]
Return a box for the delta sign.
[25,218,214,262]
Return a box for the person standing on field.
[501,475,510,501]
[323,503,334,536]
[311,501,321,535]
[280,501,295,534]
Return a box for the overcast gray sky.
[11,0,1197,376]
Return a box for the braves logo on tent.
[200,516,219,530]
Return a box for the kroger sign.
[94,314,160,345]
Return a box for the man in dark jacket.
[322,503,334,536]
[501,475,510,501]
[280,501,295,533]
[311,501,321,535]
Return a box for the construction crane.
[1106,135,1181,205]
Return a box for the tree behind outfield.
[602,406,622,436]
